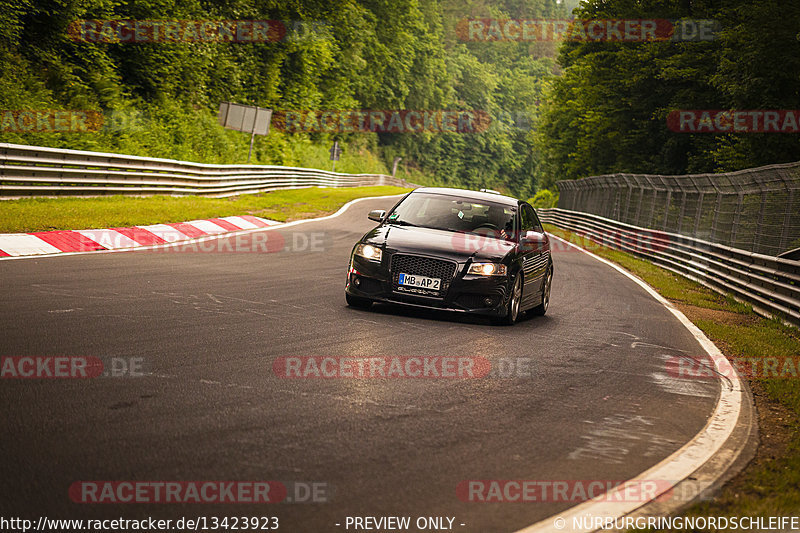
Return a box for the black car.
[345,187,553,325]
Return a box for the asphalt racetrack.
[0,196,720,532]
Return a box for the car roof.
[411,187,520,207]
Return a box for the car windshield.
[387,193,516,240]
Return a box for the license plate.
[398,273,441,291]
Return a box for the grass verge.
[544,223,800,517]
[0,186,411,233]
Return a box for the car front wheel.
[493,273,522,326]
[530,264,552,316]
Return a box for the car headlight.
[355,243,383,262]
[467,262,507,276]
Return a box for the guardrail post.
[676,192,686,234]
[733,171,754,248]
[731,190,744,248]
[633,176,644,226]
[608,175,620,219]
[710,195,723,242]
[598,179,609,216]
[780,176,795,252]
[754,190,767,254]
[559,183,568,209]
[709,176,723,242]
[647,177,658,228]
[587,181,598,214]
[573,183,580,211]
[601,179,610,216]
[693,190,704,238]
[663,189,672,231]
[568,183,576,211]
[555,182,566,209]
[623,175,633,223]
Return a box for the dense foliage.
[534,0,800,189]
[0,0,572,197]
[3,0,794,196]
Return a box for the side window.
[519,204,536,233]
[530,206,543,232]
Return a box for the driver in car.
[486,204,514,241]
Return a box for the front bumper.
[345,254,510,316]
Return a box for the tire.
[530,264,552,316]
[493,273,522,326]
[346,293,373,309]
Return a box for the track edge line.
[512,233,755,533]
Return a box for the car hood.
[362,224,514,262]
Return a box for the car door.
[518,203,548,307]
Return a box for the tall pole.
[331,140,339,172]
[391,157,402,178]
[247,110,258,163]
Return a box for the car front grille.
[390,254,457,297]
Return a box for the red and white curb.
[0,216,278,257]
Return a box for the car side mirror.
[520,231,547,252]
[368,209,386,222]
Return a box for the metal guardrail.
[0,143,415,198]
[539,208,800,328]
[555,162,800,257]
